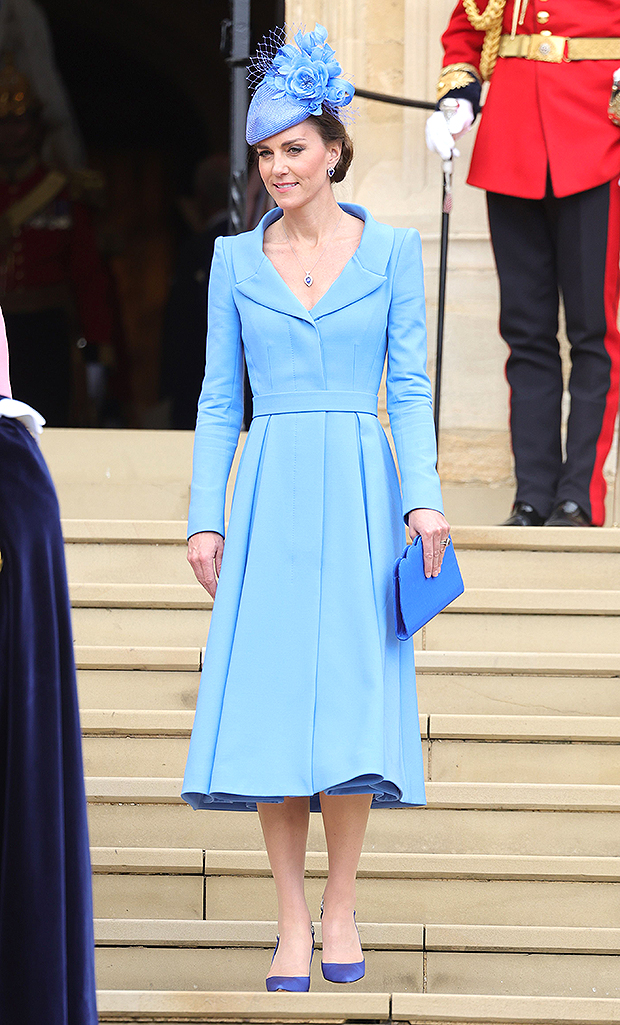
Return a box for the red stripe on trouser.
[589,180,620,526]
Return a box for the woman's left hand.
[407,508,451,578]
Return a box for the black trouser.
[487,178,620,526]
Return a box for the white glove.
[0,397,46,436]
[425,99,475,160]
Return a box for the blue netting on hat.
[247,26,288,95]
[245,24,355,145]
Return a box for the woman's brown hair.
[307,110,353,183]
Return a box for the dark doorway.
[33,0,283,424]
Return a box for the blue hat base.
[246,80,321,145]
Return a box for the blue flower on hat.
[264,24,354,113]
[245,23,355,145]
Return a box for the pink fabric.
[0,308,10,397]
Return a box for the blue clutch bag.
[393,534,464,640]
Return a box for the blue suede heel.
[265,926,315,992]
[320,901,366,984]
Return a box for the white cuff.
[0,398,46,436]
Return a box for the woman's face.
[256,120,341,211]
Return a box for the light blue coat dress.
[182,203,443,813]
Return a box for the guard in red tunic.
[427,1,620,526]
[0,55,114,426]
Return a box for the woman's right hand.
[188,531,225,598]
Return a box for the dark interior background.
[36,0,283,423]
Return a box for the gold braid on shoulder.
[462,0,507,80]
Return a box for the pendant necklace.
[282,211,344,287]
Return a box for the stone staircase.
[41,430,620,1025]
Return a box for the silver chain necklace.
[282,211,344,287]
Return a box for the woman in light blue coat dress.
[183,25,450,992]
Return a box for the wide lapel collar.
[231,209,315,324]
[230,203,394,323]
[310,204,393,320]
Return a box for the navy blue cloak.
[0,412,97,1024]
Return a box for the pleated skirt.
[182,410,426,811]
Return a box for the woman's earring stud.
[328,167,335,178]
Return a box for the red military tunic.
[442,0,620,198]
[0,162,112,345]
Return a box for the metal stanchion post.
[434,157,453,449]
[224,0,251,425]
[227,0,249,236]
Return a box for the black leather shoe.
[501,502,545,527]
[544,501,591,527]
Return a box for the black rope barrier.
[355,87,435,111]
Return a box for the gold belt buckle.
[527,33,567,62]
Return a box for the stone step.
[72,608,210,649]
[94,921,421,995]
[452,526,620,554]
[42,430,193,520]
[87,801,620,857]
[91,847,620,881]
[95,919,620,953]
[83,737,190,779]
[81,711,620,742]
[60,520,620,602]
[70,583,620,616]
[93,920,620,996]
[93,865,618,930]
[97,989,388,1023]
[416,650,620,676]
[62,520,188,542]
[75,647,202,671]
[70,603,620,653]
[457,548,620,591]
[85,778,620,811]
[76,665,619,717]
[430,715,620,741]
[423,610,620,654]
[92,872,619,929]
[61,520,620,551]
[70,584,211,609]
[392,994,620,1024]
[42,430,245,520]
[90,849,620,927]
[429,742,619,785]
[80,712,620,784]
[427,715,620,786]
[77,671,201,711]
[449,590,620,615]
[416,673,620,718]
[95,990,620,1025]
[66,542,193,586]
[62,530,620,591]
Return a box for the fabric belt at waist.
[252,390,378,417]
[499,34,620,62]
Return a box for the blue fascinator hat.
[246,24,355,146]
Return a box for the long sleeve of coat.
[386,229,443,518]
[187,237,244,539]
